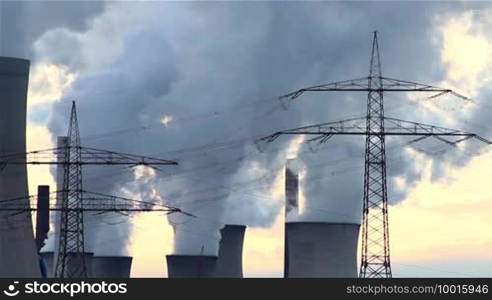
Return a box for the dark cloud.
[0,0,106,58]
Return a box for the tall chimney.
[36,185,50,252]
[0,57,40,276]
[284,159,299,278]
[215,224,246,278]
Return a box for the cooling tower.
[215,224,246,278]
[40,251,54,278]
[0,57,40,277]
[285,222,360,277]
[166,255,217,278]
[92,256,132,278]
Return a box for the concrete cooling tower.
[92,256,132,278]
[285,222,360,277]
[215,225,246,278]
[0,57,40,277]
[166,255,217,278]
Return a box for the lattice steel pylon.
[257,31,491,278]
[0,101,179,278]
[56,101,86,278]
[361,31,391,278]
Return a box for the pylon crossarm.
[383,117,492,145]
[256,117,490,149]
[80,147,178,165]
[0,190,190,215]
[380,77,471,100]
[278,76,470,101]
[256,117,367,144]
[0,146,178,166]
[80,190,187,215]
[280,77,371,99]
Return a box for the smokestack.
[0,57,40,277]
[215,224,246,278]
[285,160,299,215]
[166,255,217,278]
[284,160,299,277]
[285,222,360,277]
[91,256,132,278]
[36,185,50,252]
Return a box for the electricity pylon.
[258,31,491,278]
[0,101,179,278]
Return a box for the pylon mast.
[361,31,391,278]
[258,31,490,278]
[55,101,86,278]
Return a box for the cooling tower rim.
[286,221,360,226]
[0,56,29,63]
[93,255,132,259]
[221,224,247,229]
[39,251,95,255]
[166,255,218,258]
[0,57,29,74]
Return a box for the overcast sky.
[1,0,492,277]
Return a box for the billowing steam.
[7,1,491,257]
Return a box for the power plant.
[0,24,489,278]
[257,32,490,278]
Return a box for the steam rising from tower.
[216,224,246,278]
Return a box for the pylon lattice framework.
[258,32,491,278]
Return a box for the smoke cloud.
[11,1,492,256]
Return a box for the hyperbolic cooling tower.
[0,57,40,277]
[166,255,217,278]
[215,224,246,278]
[92,256,132,278]
[285,222,360,277]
